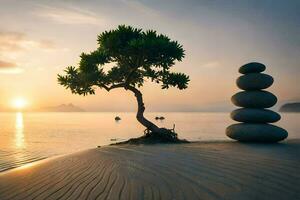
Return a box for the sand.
[0,140,299,200]
[0,151,46,173]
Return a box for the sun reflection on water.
[15,112,25,148]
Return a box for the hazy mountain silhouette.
[39,103,85,112]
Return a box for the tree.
[58,25,189,142]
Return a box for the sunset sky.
[0,0,299,111]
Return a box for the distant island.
[279,102,300,112]
[39,103,85,112]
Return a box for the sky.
[0,0,299,112]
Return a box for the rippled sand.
[0,150,46,172]
[0,140,299,200]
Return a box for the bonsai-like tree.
[58,25,189,142]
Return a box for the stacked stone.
[226,62,288,142]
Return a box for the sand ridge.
[0,140,299,200]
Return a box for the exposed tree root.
[111,128,189,145]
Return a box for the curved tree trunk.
[126,86,160,133]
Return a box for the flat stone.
[237,73,273,90]
[231,108,281,123]
[232,91,277,108]
[226,123,288,142]
[239,62,266,74]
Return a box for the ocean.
[0,112,299,172]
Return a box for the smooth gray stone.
[232,91,277,108]
[279,102,300,112]
[237,73,274,90]
[231,108,281,123]
[226,123,288,142]
[239,62,266,74]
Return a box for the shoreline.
[0,140,230,174]
[0,138,298,174]
[0,139,299,199]
[0,157,47,174]
[0,149,95,175]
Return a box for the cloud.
[34,5,105,25]
[201,61,221,69]
[0,67,24,74]
[0,60,16,68]
[0,31,56,52]
[0,32,25,52]
[0,60,23,74]
[38,39,56,49]
[0,31,57,74]
[121,0,159,17]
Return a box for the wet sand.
[0,150,46,172]
[0,140,299,200]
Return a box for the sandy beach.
[0,140,299,200]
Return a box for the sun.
[12,98,28,109]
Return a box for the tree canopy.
[58,25,189,95]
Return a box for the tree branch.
[99,83,126,91]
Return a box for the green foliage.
[58,25,190,95]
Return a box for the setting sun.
[12,98,28,109]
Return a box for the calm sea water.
[0,112,299,172]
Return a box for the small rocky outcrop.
[226,62,288,142]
